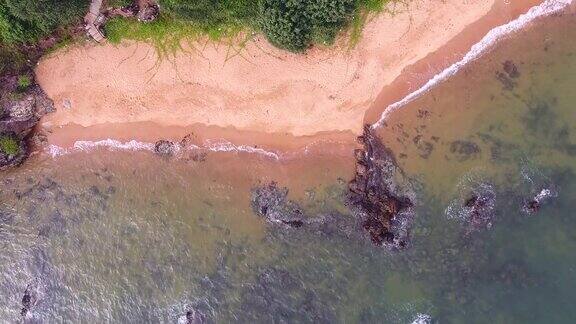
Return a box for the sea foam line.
[371,0,573,128]
[46,138,281,160]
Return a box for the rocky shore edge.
[0,78,54,170]
[251,125,416,249]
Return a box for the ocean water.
[1,5,576,324]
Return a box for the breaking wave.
[372,0,573,128]
[46,139,281,160]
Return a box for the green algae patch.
[0,135,20,156]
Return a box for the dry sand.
[36,0,506,138]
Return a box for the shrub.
[0,134,20,156]
[0,0,87,44]
[258,0,311,52]
[17,74,31,90]
[159,0,258,31]
[308,0,356,45]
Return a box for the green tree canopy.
[0,0,86,44]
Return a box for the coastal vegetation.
[106,0,391,53]
[0,133,19,156]
[0,0,391,169]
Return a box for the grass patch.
[349,0,391,48]
[0,135,20,156]
[105,14,248,58]
[17,74,31,90]
[106,0,396,55]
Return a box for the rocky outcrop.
[348,125,414,249]
[251,182,305,228]
[0,84,54,170]
[251,126,414,249]
[523,187,557,214]
[154,140,177,157]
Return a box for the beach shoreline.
[35,0,543,153]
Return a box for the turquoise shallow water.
[1,8,576,324]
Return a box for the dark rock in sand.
[251,182,306,227]
[154,140,177,156]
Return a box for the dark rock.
[447,182,495,234]
[3,94,35,120]
[137,3,160,22]
[185,308,206,324]
[349,125,413,249]
[154,140,177,156]
[354,148,365,162]
[0,84,54,170]
[237,267,336,323]
[495,71,516,91]
[356,163,367,177]
[449,140,481,161]
[21,281,39,317]
[503,60,520,78]
[522,187,557,215]
[251,182,306,227]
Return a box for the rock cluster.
[0,85,54,169]
[348,125,413,248]
[251,182,305,227]
[154,140,177,157]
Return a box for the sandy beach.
[36,0,542,142]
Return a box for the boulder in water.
[154,140,177,156]
[21,281,40,317]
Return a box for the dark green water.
[1,7,575,324]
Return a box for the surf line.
[371,0,574,129]
[47,138,281,160]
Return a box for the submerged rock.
[448,140,480,161]
[21,281,40,317]
[237,267,336,323]
[523,187,557,214]
[182,308,207,324]
[251,182,305,227]
[446,181,496,235]
[503,60,520,79]
[154,140,177,157]
[348,125,414,249]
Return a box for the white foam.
[47,144,69,157]
[372,0,573,128]
[74,139,156,152]
[45,138,281,160]
[411,313,432,324]
[204,139,280,160]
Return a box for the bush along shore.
[105,0,390,53]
